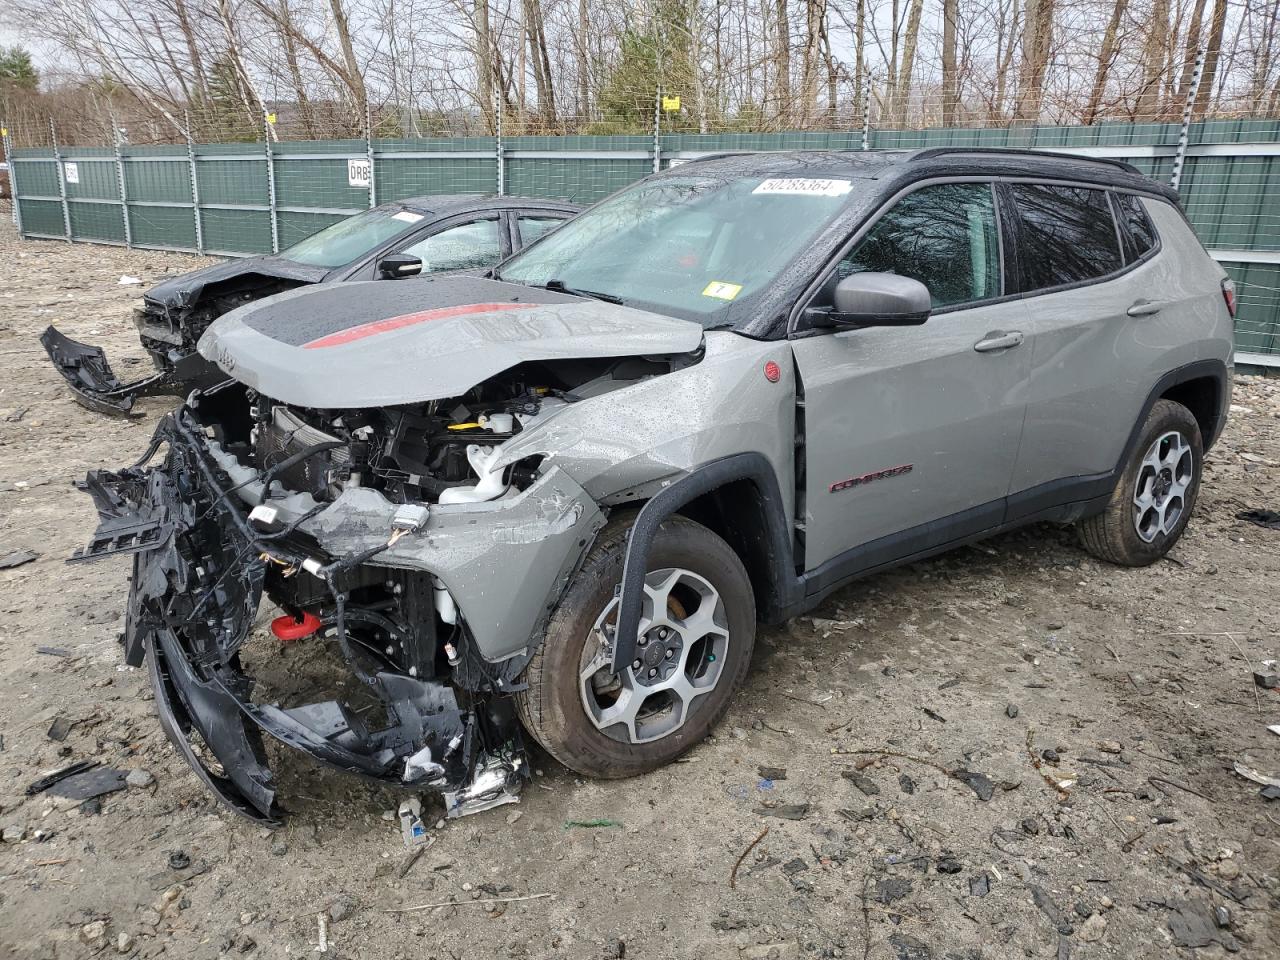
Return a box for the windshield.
[280,207,425,268]
[496,174,857,325]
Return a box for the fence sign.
[347,158,371,188]
[63,162,79,184]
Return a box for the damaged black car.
[42,195,578,415]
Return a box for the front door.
[791,181,1032,573]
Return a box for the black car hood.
[144,257,331,311]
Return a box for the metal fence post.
[111,115,132,249]
[652,87,662,173]
[365,100,377,208]
[50,117,72,242]
[861,71,873,151]
[2,122,22,234]
[494,93,505,197]
[1170,46,1206,192]
[263,110,279,253]
[185,112,204,255]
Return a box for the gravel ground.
[1,216,1279,960]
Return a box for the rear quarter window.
[1114,193,1159,262]
[1009,184,1122,291]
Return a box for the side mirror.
[378,253,423,279]
[812,272,931,329]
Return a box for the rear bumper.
[75,409,531,821]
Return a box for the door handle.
[973,330,1024,353]
[1126,299,1164,317]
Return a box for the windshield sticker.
[392,211,424,224]
[752,178,852,197]
[702,281,743,301]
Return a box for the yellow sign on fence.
[661,96,681,112]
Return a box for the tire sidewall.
[1113,400,1203,563]
[529,516,755,778]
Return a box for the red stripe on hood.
[302,302,537,349]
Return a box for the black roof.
[392,194,581,215]
[665,147,1178,201]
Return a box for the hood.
[198,277,705,408]
[144,256,331,311]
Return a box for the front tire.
[1078,399,1203,566]
[516,514,755,778]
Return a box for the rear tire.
[516,513,755,778]
[1078,399,1202,566]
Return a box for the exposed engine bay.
[71,349,688,822]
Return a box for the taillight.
[1221,278,1237,318]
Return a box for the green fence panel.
[68,201,126,243]
[1180,155,1280,251]
[375,156,497,200]
[275,157,369,210]
[60,154,120,202]
[13,158,60,197]
[122,157,191,205]
[199,208,273,255]
[18,198,65,237]
[195,146,269,206]
[128,205,198,251]
[1225,262,1280,355]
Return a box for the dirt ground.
[1,210,1279,960]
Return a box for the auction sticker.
[392,211,424,223]
[753,177,851,197]
[703,281,742,301]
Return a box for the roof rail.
[910,146,1141,176]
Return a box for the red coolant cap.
[270,611,322,642]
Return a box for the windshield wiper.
[542,279,624,305]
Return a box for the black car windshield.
[280,207,425,268]
[496,174,857,325]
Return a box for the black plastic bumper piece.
[40,325,169,416]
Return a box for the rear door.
[1003,183,1167,507]
[511,210,573,250]
[791,180,1033,572]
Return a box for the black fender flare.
[609,452,800,673]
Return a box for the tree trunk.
[853,0,865,123]
[1135,0,1170,120]
[1193,0,1227,117]
[171,0,209,105]
[328,0,367,112]
[474,0,495,132]
[941,0,958,125]
[773,0,791,124]
[576,0,590,118]
[1014,0,1054,122]
[522,0,556,127]
[275,0,315,138]
[1082,0,1127,124]
[894,0,924,124]
[801,0,825,124]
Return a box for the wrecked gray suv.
[74,149,1234,822]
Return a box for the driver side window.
[398,219,501,273]
[835,183,1002,309]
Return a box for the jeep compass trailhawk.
[74,148,1233,821]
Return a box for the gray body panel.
[1011,198,1232,490]
[792,298,1032,569]
[199,278,705,408]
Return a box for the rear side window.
[517,215,566,245]
[1009,184,1122,290]
[837,182,1002,308]
[1114,193,1158,262]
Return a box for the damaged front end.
[73,398,570,822]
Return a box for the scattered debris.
[47,767,127,801]
[1096,740,1123,754]
[898,773,916,795]
[1261,784,1280,801]
[118,275,143,285]
[875,877,913,904]
[385,892,556,913]
[2,823,26,843]
[1254,669,1279,690]
[781,857,808,877]
[758,766,787,781]
[1005,704,1019,719]
[921,706,947,724]
[952,769,994,802]
[841,770,880,795]
[563,818,624,829]
[46,716,73,741]
[3,406,29,422]
[1167,899,1240,950]
[0,549,38,570]
[1233,760,1280,789]
[753,804,809,821]
[730,827,770,888]
[314,913,329,954]
[887,933,931,960]
[968,874,991,897]
[168,850,191,870]
[35,646,73,657]
[25,760,99,795]
[1078,913,1107,942]
[398,797,429,847]
[1236,508,1280,530]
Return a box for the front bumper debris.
[73,408,529,822]
[41,326,170,416]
